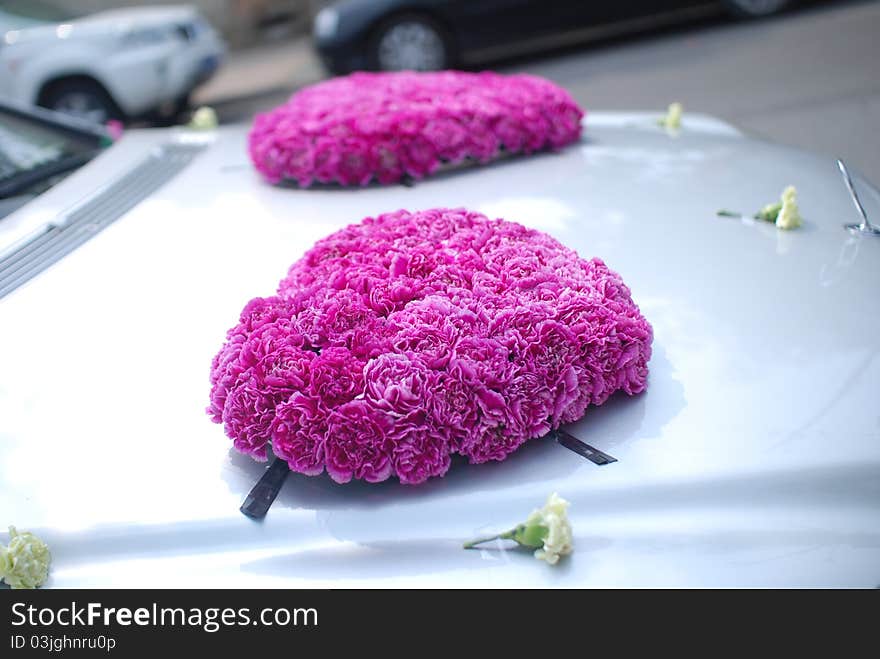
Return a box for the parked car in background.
[313,0,792,73]
[0,0,226,124]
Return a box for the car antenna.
[838,159,880,236]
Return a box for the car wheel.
[370,15,451,71]
[723,0,790,18]
[40,79,122,126]
[150,93,192,127]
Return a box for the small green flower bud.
[187,106,218,131]
[658,102,683,130]
[776,185,802,230]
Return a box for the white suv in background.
[0,1,226,124]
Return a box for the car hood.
[1,113,878,588]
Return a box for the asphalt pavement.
[198,0,880,184]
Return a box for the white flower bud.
[188,106,218,131]
[775,185,802,230]
[464,493,574,565]
[659,102,683,130]
[0,526,51,589]
[526,493,573,565]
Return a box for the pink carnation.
[272,392,327,476]
[248,71,584,187]
[364,353,436,417]
[391,427,452,485]
[208,209,652,484]
[325,400,394,484]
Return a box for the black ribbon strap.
[239,429,616,517]
[554,429,618,465]
[240,458,290,519]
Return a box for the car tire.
[368,14,453,72]
[39,78,123,126]
[150,93,192,127]
[723,0,790,18]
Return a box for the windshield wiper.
[0,153,93,200]
[0,193,36,220]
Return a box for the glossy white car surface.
[0,4,225,121]
[0,113,878,588]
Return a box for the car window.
[0,104,106,210]
[0,0,78,23]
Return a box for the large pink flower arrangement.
[208,209,652,485]
[248,71,584,187]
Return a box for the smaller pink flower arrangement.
[248,71,584,187]
[208,209,652,485]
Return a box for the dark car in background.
[313,0,792,73]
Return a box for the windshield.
[0,0,79,25]
[0,104,105,213]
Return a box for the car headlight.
[313,7,339,40]
[120,26,176,49]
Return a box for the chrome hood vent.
[0,142,206,299]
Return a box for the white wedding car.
[0,102,878,588]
